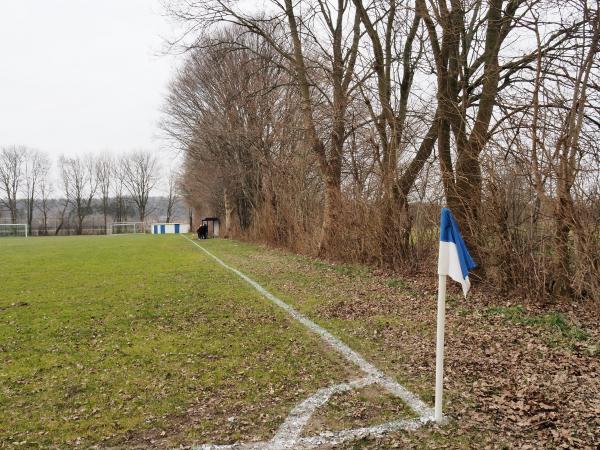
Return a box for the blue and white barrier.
[151,223,190,234]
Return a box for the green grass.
[385,278,406,289]
[198,239,435,401]
[484,305,589,341]
[0,235,356,447]
[4,235,596,449]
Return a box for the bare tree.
[23,149,50,232]
[552,4,600,296]
[163,30,286,233]
[60,155,98,235]
[520,1,600,297]
[166,169,179,223]
[161,0,600,303]
[167,0,362,255]
[96,154,113,231]
[0,146,25,223]
[36,173,53,236]
[121,151,158,222]
[53,197,70,236]
[112,162,127,222]
[415,0,576,250]
[351,0,438,264]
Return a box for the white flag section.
[438,208,477,297]
[435,207,476,423]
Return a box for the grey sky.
[0,0,180,164]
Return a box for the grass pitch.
[3,235,596,448]
[0,235,355,448]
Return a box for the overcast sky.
[0,0,180,166]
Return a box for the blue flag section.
[438,208,477,296]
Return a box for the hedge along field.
[0,235,358,448]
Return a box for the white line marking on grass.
[182,236,434,449]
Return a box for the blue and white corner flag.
[438,208,477,297]
[435,208,476,422]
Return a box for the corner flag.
[435,207,476,422]
[438,207,477,297]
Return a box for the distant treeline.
[0,196,188,235]
[0,147,183,235]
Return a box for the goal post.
[109,222,146,235]
[0,224,28,237]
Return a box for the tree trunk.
[552,191,572,298]
[448,147,482,250]
[381,112,439,266]
[103,201,108,232]
[27,194,34,231]
[9,198,17,224]
[319,172,342,257]
[380,191,411,267]
[42,211,48,236]
[77,216,84,235]
[224,187,234,238]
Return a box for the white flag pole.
[434,273,447,423]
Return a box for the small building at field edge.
[151,223,190,234]
[202,217,220,237]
